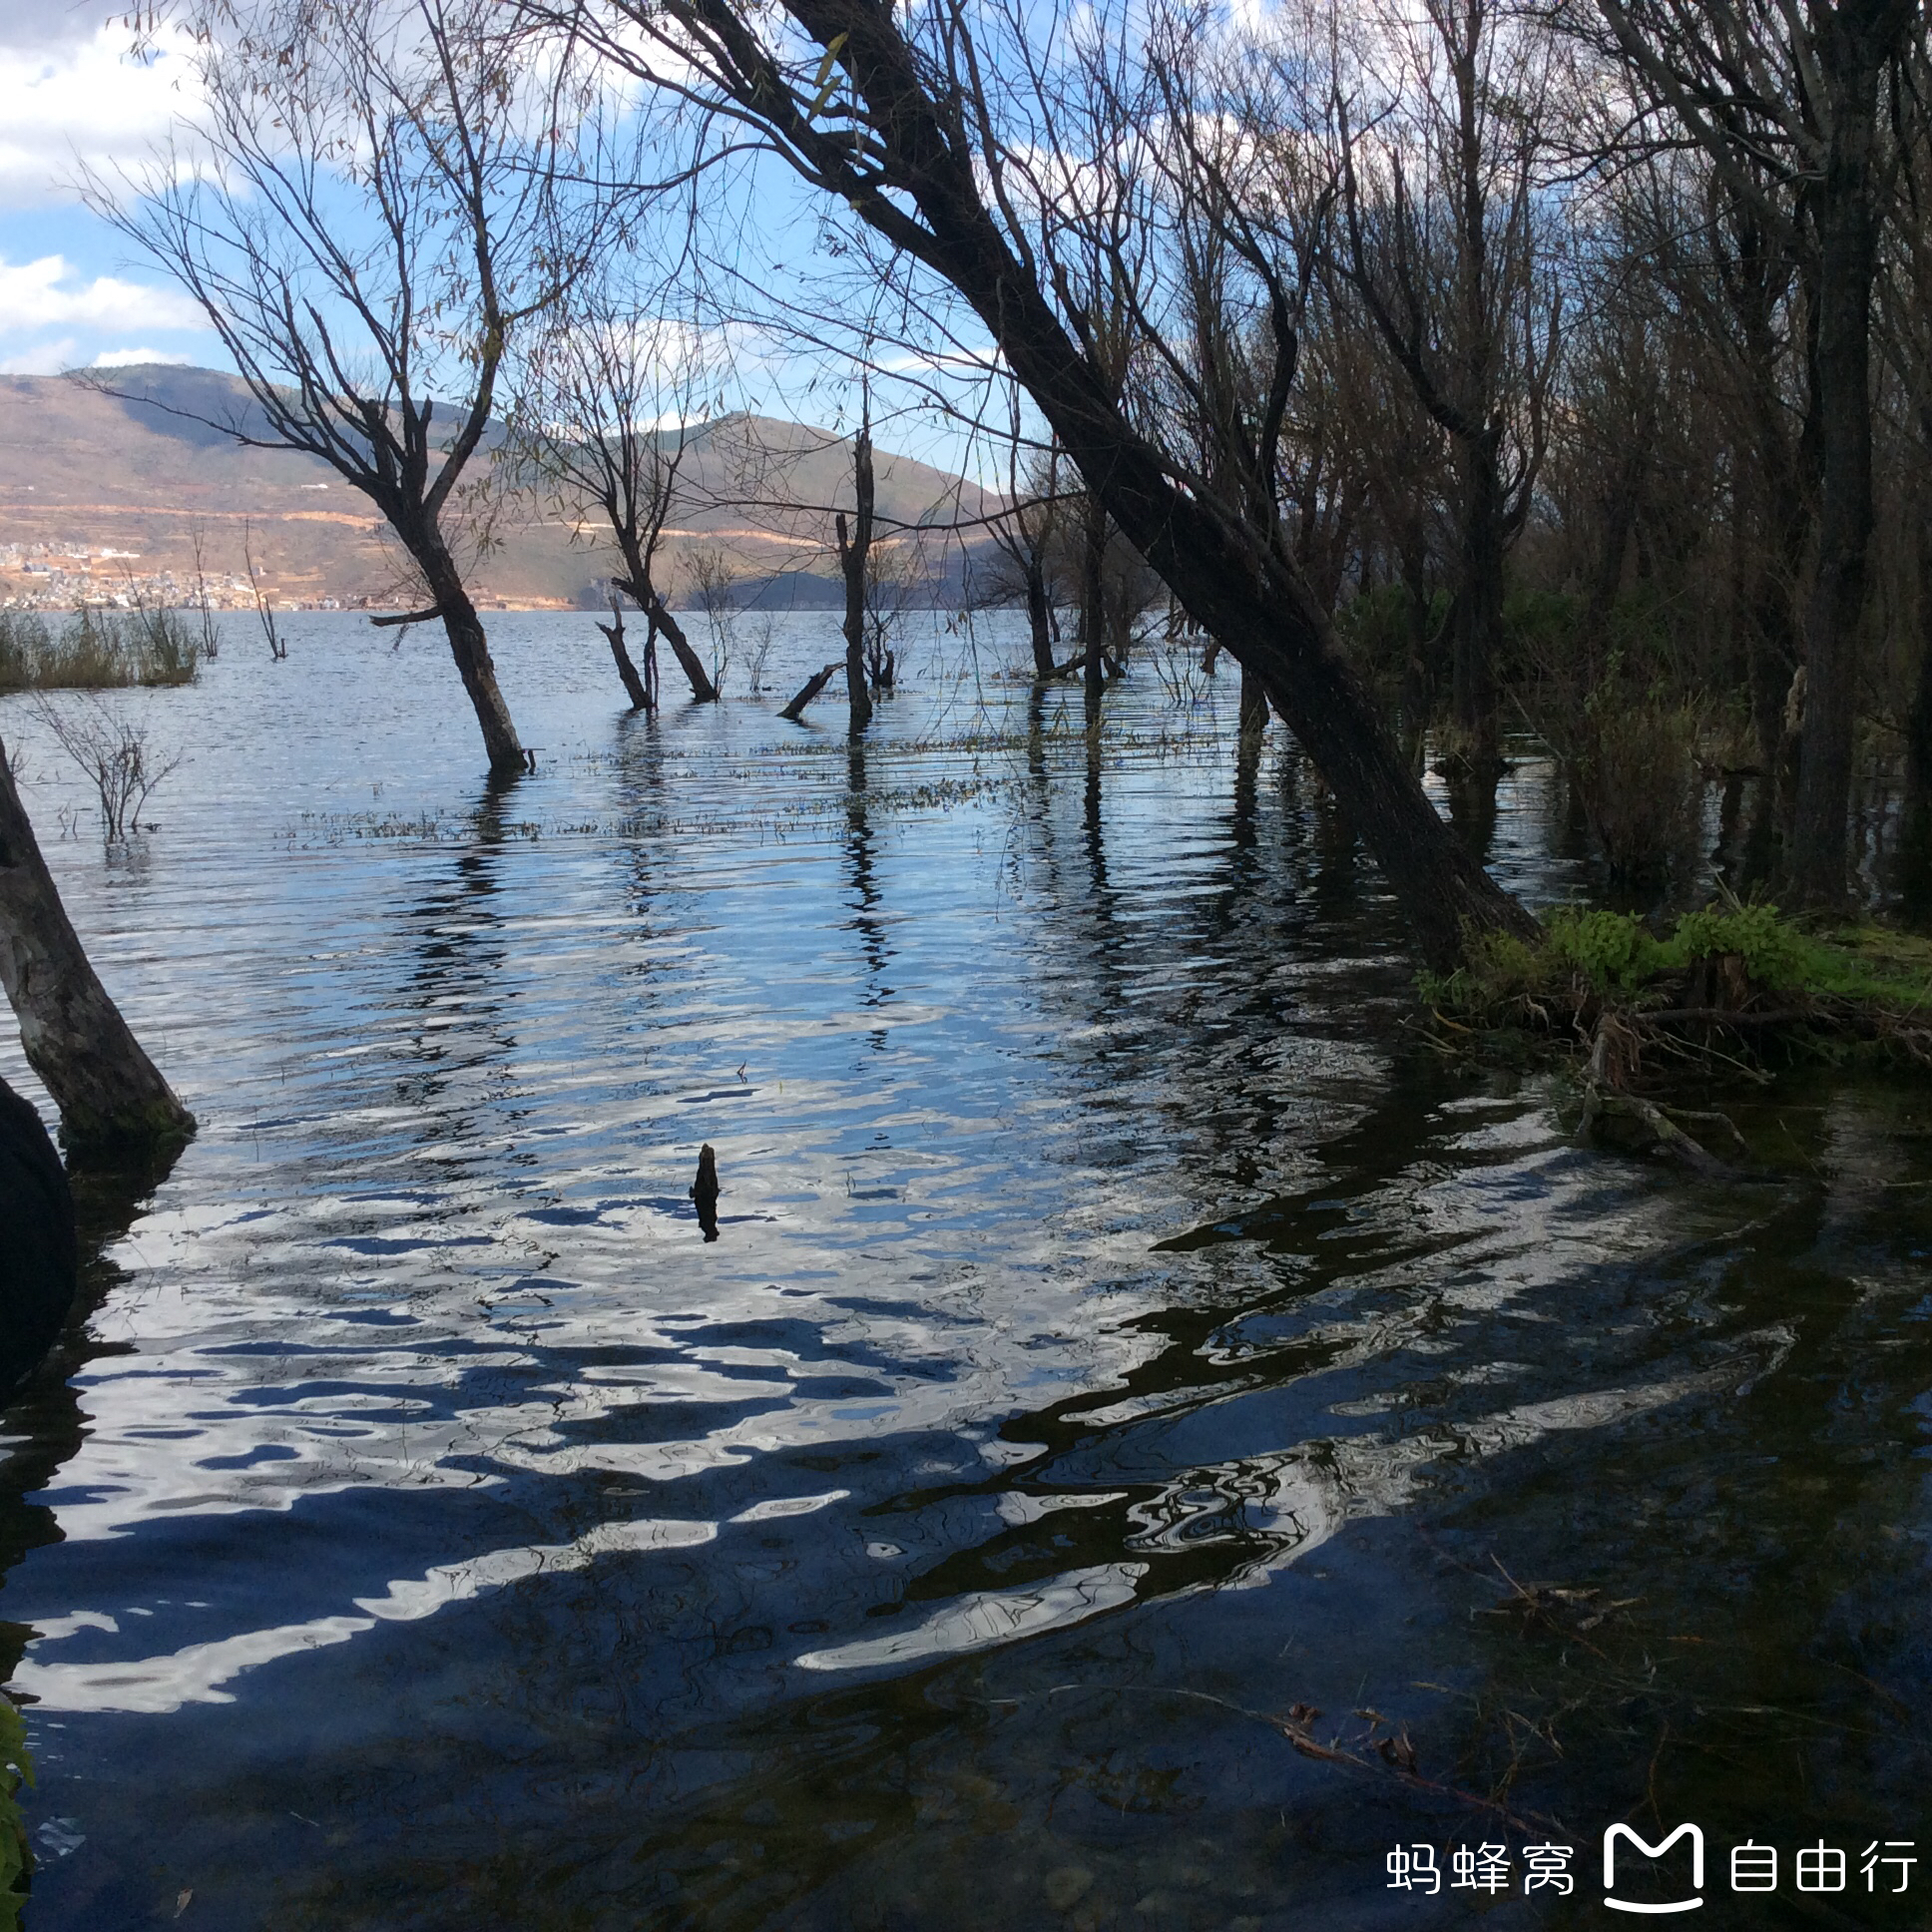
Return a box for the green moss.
[1424,903,1932,1020]
[0,1695,32,1928]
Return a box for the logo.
[1604,1824,1704,1914]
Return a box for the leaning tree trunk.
[645,595,718,703]
[751,0,1539,967]
[598,593,652,712]
[1787,60,1882,911]
[0,743,194,1158]
[614,535,718,703]
[417,537,526,776]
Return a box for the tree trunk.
[612,531,717,703]
[1238,661,1268,735]
[1787,51,1882,910]
[646,594,717,702]
[838,420,876,733]
[0,744,195,1158]
[598,596,651,712]
[1449,430,1506,767]
[1080,499,1106,699]
[780,661,843,721]
[0,1070,77,1395]
[417,538,525,775]
[1903,426,1932,870]
[1024,552,1058,678]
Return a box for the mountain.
[0,365,997,612]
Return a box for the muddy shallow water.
[1,614,1929,1930]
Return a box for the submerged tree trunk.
[838,419,876,734]
[598,592,652,712]
[1080,499,1107,700]
[1787,51,1883,911]
[416,537,525,776]
[612,526,718,703]
[644,593,716,702]
[1024,553,1058,678]
[1450,431,1506,767]
[0,743,195,1158]
[1238,661,1269,735]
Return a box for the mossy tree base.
[1424,903,1932,1166]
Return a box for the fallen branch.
[779,661,843,723]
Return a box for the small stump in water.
[691,1144,720,1241]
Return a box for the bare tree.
[983,424,1071,681]
[1330,0,1565,770]
[241,518,286,661]
[510,266,721,705]
[93,0,575,775]
[188,520,221,661]
[684,545,739,693]
[1586,0,1921,906]
[533,0,1535,964]
[31,698,185,846]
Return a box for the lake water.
[1,613,1929,1929]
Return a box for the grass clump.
[1426,902,1932,1030]
[0,607,202,691]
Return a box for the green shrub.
[1427,901,1932,1018]
[1572,668,1699,882]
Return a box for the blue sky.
[0,3,228,372]
[0,4,1010,486]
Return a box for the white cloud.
[90,346,194,367]
[0,22,207,209]
[0,336,77,375]
[0,254,203,334]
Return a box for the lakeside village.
[0,542,345,614]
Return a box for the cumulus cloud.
[0,20,206,209]
[0,254,203,333]
[89,345,194,367]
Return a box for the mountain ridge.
[0,364,996,612]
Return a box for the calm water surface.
[1,615,1930,1930]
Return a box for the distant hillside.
[0,365,997,612]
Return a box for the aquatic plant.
[0,1694,32,1929]
[0,608,202,691]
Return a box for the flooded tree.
[96,0,574,777]
[1588,0,1921,908]
[546,0,1538,966]
[0,744,195,1159]
[1330,0,1565,773]
[510,267,722,707]
[837,404,876,733]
